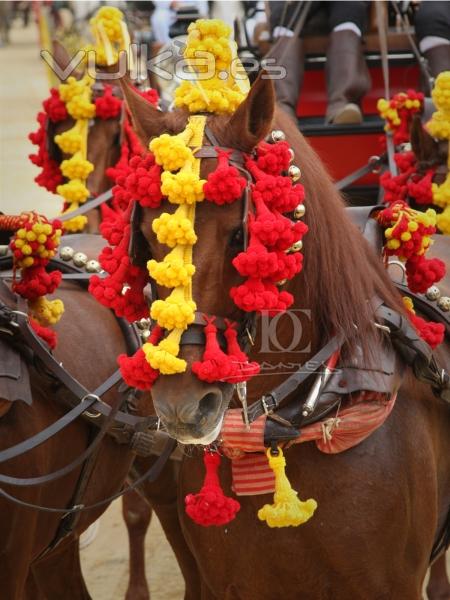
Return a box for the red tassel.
[407,170,434,205]
[223,320,260,383]
[232,235,280,279]
[185,451,240,526]
[250,198,308,251]
[256,140,291,175]
[408,311,445,349]
[406,255,446,294]
[42,88,68,123]
[124,155,162,208]
[246,159,305,213]
[230,278,293,314]
[95,85,123,120]
[203,149,247,205]
[13,267,61,301]
[118,326,163,390]
[28,112,63,193]
[192,316,235,383]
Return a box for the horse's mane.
[156,107,405,356]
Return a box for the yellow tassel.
[150,286,196,331]
[148,245,195,288]
[257,446,317,528]
[143,329,186,374]
[152,205,197,248]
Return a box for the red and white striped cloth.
[220,392,397,496]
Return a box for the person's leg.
[325,1,371,124]
[416,1,450,89]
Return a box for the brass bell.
[288,165,301,182]
[287,240,303,253]
[270,130,286,143]
[437,296,450,312]
[288,148,295,164]
[85,259,101,273]
[60,246,74,261]
[425,286,441,301]
[137,317,151,330]
[294,204,306,219]
[277,279,287,286]
[73,252,88,267]
[141,329,151,342]
[0,245,8,257]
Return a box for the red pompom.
[124,155,162,208]
[13,267,61,301]
[230,278,293,314]
[246,159,304,213]
[232,236,280,279]
[407,169,434,205]
[203,150,247,205]
[118,327,162,390]
[256,140,291,175]
[43,88,68,122]
[406,255,446,294]
[408,311,445,349]
[134,86,159,107]
[192,317,235,383]
[223,320,260,383]
[250,198,308,251]
[30,318,57,349]
[95,85,123,120]
[185,451,240,526]
[28,112,63,193]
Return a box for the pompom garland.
[377,90,423,146]
[256,141,292,175]
[28,112,63,193]
[185,451,240,526]
[402,297,445,349]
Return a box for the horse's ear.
[51,39,83,81]
[410,115,438,163]
[119,77,167,146]
[227,71,275,151]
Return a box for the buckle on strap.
[80,393,101,419]
[261,394,277,415]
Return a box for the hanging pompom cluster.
[1,213,64,344]
[230,153,307,314]
[376,201,445,347]
[377,90,423,146]
[402,297,445,349]
[28,91,65,193]
[89,206,149,324]
[174,19,249,115]
[88,6,132,68]
[426,72,450,234]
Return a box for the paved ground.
[0,20,183,600]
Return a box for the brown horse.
[119,73,450,599]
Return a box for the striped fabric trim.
[221,393,397,496]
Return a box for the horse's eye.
[229,226,244,249]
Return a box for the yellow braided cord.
[257,447,317,528]
[144,116,207,375]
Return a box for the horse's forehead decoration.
[93,19,307,392]
[28,7,158,233]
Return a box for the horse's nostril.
[198,392,222,418]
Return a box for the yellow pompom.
[57,179,90,203]
[257,447,317,528]
[60,155,94,180]
[150,286,196,331]
[90,6,125,43]
[437,205,450,235]
[67,94,95,120]
[143,329,187,374]
[55,129,82,154]
[432,174,450,209]
[150,133,194,171]
[161,168,205,204]
[58,76,83,102]
[152,206,197,248]
[148,245,195,288]
[431,71,450,116]
[29,296,64,326]
[402,296,415,313]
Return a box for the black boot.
[271,36,304,121]
[325,30,371,125]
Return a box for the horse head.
[121,71,400,445]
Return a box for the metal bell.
[288,148,295,164]
[277,279,287,286]
[287,240,303,253]
[136,317,151,330]
[141,329,151,342]
[270,130,286,142]
[0,245,8,257]
[85,259,101,273]
[73,252,88,267]
[60,246,74,261]
[289,165,301,182]
[294,203,306,219]
[425,286,441,301]
[437,296,450,312]
[121,284,131,296]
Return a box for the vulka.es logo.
[259,310,312,354]
[41,45,286,82]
